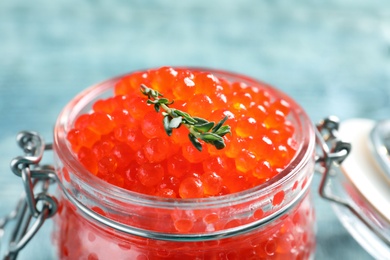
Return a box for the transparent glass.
[330,165,390,259]
[52,69,316,259]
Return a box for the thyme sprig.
[140,84,231,151]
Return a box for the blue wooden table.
[1,0,389,259]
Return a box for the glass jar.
[52,69,317,260]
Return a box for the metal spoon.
[369,120,390,180]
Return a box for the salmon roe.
[55,67,316,260]
[67,67,298,199]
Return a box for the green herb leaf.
[199,132,223,142]
[174,110,197,124]
[169,117,183,129]
[212,116,228,133]
[163,116,172,136]
[212,139,226,150]
[154,103,160,112]
[193,117,209,124]
[173,109,189,117]
[158,98,171,105]
[214,125,231,137]
[189,133,202,151]
[194,122,215,133]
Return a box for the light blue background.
[1,0,389,259]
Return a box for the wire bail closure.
[1,131,58,260]
[315,116,390,247]
[315,116,352,204]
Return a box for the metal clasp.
[0,132,58,260]
[315,116,390,247]
[315,116,351,205]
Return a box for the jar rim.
[53,67,316,209]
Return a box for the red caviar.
[55,67,316,260]
[66,67,298,199]
[54,192,315,259]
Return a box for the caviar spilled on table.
[55,67,315,260]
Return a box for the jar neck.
[54,139,315,239]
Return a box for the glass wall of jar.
[52,69,316,260]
